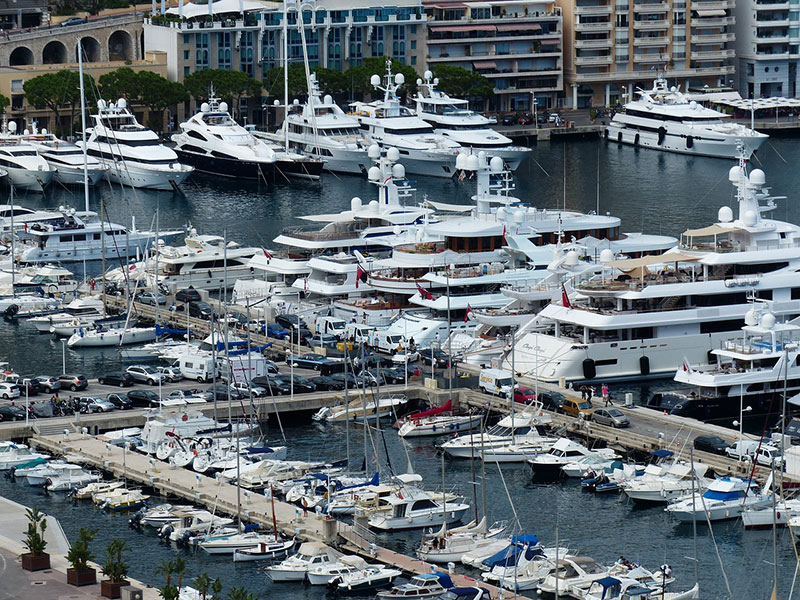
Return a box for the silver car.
[126,365,167,386]
[592,408,630,428]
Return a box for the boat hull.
[100,160,193,190]
[175,149,276,181]
[5,167,54,191]
[266,568,308,582]
[52,165,107,186]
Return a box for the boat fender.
[4,304,18,317]
[432,424,437,432]
[604,129,609,139]
[159,524,173,538]
[618,132,622,142]
[582,358,596,380]
[634,134,640,146]
[657,127,666,145]
[639,355,650,376]
[686,136,693,149]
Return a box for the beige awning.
[682,224,735,237]
[608,251,699,272]
[695,8,726,16]
[424,200,474,213]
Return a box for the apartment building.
[736,0,799,98]
[423,0,563,111]
[557,0,735,107]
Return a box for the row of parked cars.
[693,434,785,467]
[0,374,89,398]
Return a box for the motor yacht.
[20,124,107,185]
[73,480,125,500]
[397,400,483,438]
[23,462,86,487]
[606,77,767,159]
[527,438,616,476]
[507,155,800,384]
[94,487,150,511]
[0,204,96,234]
[377,573,454,599]
[158,510,234,541]
[413,71,531,170]
[79,98,193,190]
[333,556,403,592]
[416,518,506,563]
[578,577,699,600]
[367,486,470,531]
[312,395,408,423]
[45,468,101,492]
[172,92,278,180]
[306,561,360,586]
[265,541,341,582]
[742,498,800,528]
[27,295,104,333]
[349,60,461,178]
[0,123,55,191]
[439,410,551,459]
[199,530,280,554]
[621,452,711,503]
[664,476,771,521]
[232,538,295,562]
[537,556,610,597]
[0,445,49,470]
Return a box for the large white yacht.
[79,99,193,190]
[172,93,278,180]
[20,124,107,186]
[260,75,370,175]
[413,72,531,170]
[606,77,767,159]
[507,153,800,383]
[0,122,55,191]
[349,60,461,178]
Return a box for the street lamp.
[61,339,66,375]
[22,378,29,425]
[733,404,753,441]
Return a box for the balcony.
[633,53,668,62]
[757,33,790,42]
[634,35,669,45]
[755,17,790,26]
[690,16,735,26]
[575,38,613,47]
[575,54,614,64]
[692,48,735,59]
[633,19,669,29]
[691,0,734,9]
[755,1,790,7]
[633,2,669,11]
[575,5,614,14]
[691,32,735,43]
[570,64,733,81]
[575,21,613,32]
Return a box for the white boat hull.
[67,327,157,348]
[398,415,483,438]
[101,160,193,190]
[369,506,470,531]
[266,568,308,582]
[52,165,107,186]
[5,167,54,191]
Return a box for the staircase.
[33,420,75,437]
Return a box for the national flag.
[681,357,692,373]
[263,248,273,260]
[129,263,136,271]
[561,283,571,308]
[416,282,433,300]
[502,225,507,245]
[464,304,472,323]
[356,265,365,288]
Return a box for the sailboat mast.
[441,451,446,534]
[282,0,289,152]
[9,185,14,299]
[78,37,90,214]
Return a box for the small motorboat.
[161,511,235,542]
[134,504,199,527]
[45,469,101,492]
[94,488,150,511]
[332,556,402,592]
[416,517,507,563]
[306,561,359,586]
[665,476,771,522]
[266,542,341,582]
[397,400,483,438]
[0,445,49,470]
[232,538,295,562]
[200,530,281,554]
[378,572,454,599]
[577,576,699,600]
[73,480,125,500]
[367,487,470,531]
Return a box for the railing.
[280,224,364,242]
[2,12,142,43]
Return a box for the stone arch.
[108,30,133,62]
[77,36,101,62]
[42,40,68,64]
[9,46,33,66]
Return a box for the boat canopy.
[650,449,673,458]
[340,555,368,570]
[681,224,737,237]
[407,399,453,419]
[608,251,699,272]
[594,577,622,599]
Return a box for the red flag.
[356,265,364,288]
[416,282,433,300]
[502,225,507,245]
[263,248,273,260]
[129,263,136,271]
[464,304,472,323]
[561,283,571,308]
[682,357,692,372]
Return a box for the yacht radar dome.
[292,99,299,106]
[219,102,228,113]
[323,95,333,104]
[370,74,381,87]
[387,147,400,162]
[465,154,480,171]
[394,73,405,85]
[22,129,28,135]
[689,101,697,109]
[416,78,423,86]
[118,98,127,109]
[760,312,776,330]
[433,78,439,86]
[41,129,47,135]
[392,163,405,179]
[749,169,766,186]
[745,309,758,326]
[478,150,487,161]
[600,249,615,263]
[455,152,468,170]
[743,210,757,227]
[351,197,362,210]
[7,122,16,132]
[565,250,579,266]
[718,206,733,223]
[369,200,379,212]
[97,99,107,110]
[513,209,525,224]
[490,156,504,173]
[273,99,280,106]
[729,166,743,182]
[368,144,381,160]
[368,166,381,181]
[497,207,508,221]
[201,103,210,112]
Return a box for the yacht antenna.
[78,38,90,214]
[294,3,320,156]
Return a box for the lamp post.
[23,378,29,425]
[61,339,66,375]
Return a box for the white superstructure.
[20,124,107,186]
[0,123,55,191]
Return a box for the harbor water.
[3,138,800,597]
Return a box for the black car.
[501,113,517,126]
[98,372,135,387]
[188,301,214,320]
[205,386,246,402]
[275,313,308,331]
[331,372,359,389]
[58,374,88,392]
[0,405,27,421]
[7,377,41,396]
[251,376,293,395]
[381,367,407,385]
[363,354,394,369]
[538,391,565,412]
[176,287,202,303]
[287,353,335,371]
[275,375,317,394]
[126,389,161,408]
[106,393,133,410]
[694,435,731,455]
[309,375,343,391]
[417,348,452,369]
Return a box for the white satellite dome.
[22,129,28,135]
[7,121,16,132]
[477,150,486,162]
[744,309,759,326]
[393,225,401,235]
[743,210,758,227]
[387,147,400,162]
[394,73,405,85]
[368,199,379,212]
[118,98,127,109]
[351,197,362,211]
[455,152,468,170]
[368,166,381,181]
[41,129,47,135]
[565,250,579,267]
[689,100,697,109]
[489,156,504,173]
[392,163,405,179]
[219,101,228,113]
[292,99,299,106]
[465,154,480,172]
[749,169,766,186]
[201,102,211,113]
[728,166,742,182]
[323,94,333,105]
[599,249,615,263]
[718,206,733,223]
[496,207,508,222]
[368,144,381,160]
[370,74,381,87]
[273,99,280,106]
[416,78,422,86]
[513,209,525,224]
[97,99,107,110]
[760,312,776,330]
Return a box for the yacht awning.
[694,9,726,16]
[473,60,498,69]
[608,251,700,271]
[682,224,735,237]
[496,22,540,31]
[716,97,800,110]
[424,200,474,213]
[430,24,496,32]
[541,38,560,45]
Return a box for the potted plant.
[66,528,97,586]
[21,508,50,571]
[100,539,130,599]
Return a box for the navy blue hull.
[175,149,276,181]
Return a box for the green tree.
[98,67,140,101]
[173,557,187,589]
[156,559,175,588]
[226,587,255,600]
[194,573,211,600]
[135,71,188,132]
[211,577,223,600]
[23,70,94,137]
[430,65,494,101]
[0,94,9,115]
[184,69,262,117]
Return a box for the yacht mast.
[295,2,319,155]
[78,38,90,214]
[9,185,14,299]
[282,0,289,152]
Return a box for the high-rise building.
[556,0,735,107]
[423,0,563,112]
[736,0,797,97]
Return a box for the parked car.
[126,389,161,408]
[517,113,533,125]
[278,375,317,394]
[157,366,183,382]
[0,405,26,420]
[167,389,210,402]
[205,386,245,402]
[382,367,408,385]
[58,374,88,392]
[536,113,548,125]
[35,376,61,393]
[61,16,88,26]
[98,372,135,387]
[136,291,167,306]
[105,393,133,410]
[501,113,517,126]
[592,407,630,428]
[0,382,19,399]
[330,372,359,389]
[363,354,394,369]
[548,113,561,123]
[538,391,565,412]
[188,301,213,320]
[417,348,452,369]
[562,397,594,418]
[513,387,537,404]
[275,313,308,331]
[286,353,335,371]
[230,381,267,397]
[309,375,343,391]
[267,323,290,339]
[359,370,387,386]
[78,396,115,413]
[264,359,280,375]
[305,334,339,349]
[4,376,40,396]
[693,435,731,455]
[175,287,202,303]
[126,365,167,386]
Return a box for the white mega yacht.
[413,72,531,170]
[172,92,278,180]
[507,154,800,383]
[606,77,767,159]
[349,60,461,178]
[0,122,55,191]
[20,124,107,186]
[80,99,193,190]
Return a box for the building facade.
[557,0,735,107]
[423,0,563,112]
[736,0,798,98]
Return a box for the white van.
[316,317,348,339]
[175,356,217,383]
[478,368,514,398]
[725,440,759,461]
[756,444,784,468]
[344,323,376,345]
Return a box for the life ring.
[414,418,420,426]
[192,449,198,456]
[182,414,188,422]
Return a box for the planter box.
[67,567,97,587]
[21,553,50,571]
[101,579,130,599]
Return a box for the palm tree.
[156,559,175,587]
[211,577,223,600]
[173,557,187,589]
[194,573,211,600]
[226,587,255,600]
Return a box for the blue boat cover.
[156,325,188,336]
[243,523,259,533]
[419,573,453,588]
[704,490,740,501]
[594,577,622,600]
[651,450,674,458]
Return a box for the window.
[616,14,628,26]
[217,32,232,69]
[184,49,189,60]
[372,26,384,56]
[328,27,342,70]
[350,27,364,65]
[10,80,22,93]
[411,40,416,50]
[240,30,254,76]
[195,33,209,69]
[183,34,189,44]
[184,66,190,76]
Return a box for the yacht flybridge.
[79,98,193,190]
[350,60,461,178]
[20,123,107,186]
[413,71,531,170]
[0,122,55,191]
[507,152,800,383]
[606,77,767,159]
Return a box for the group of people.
[579,383,613,406]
